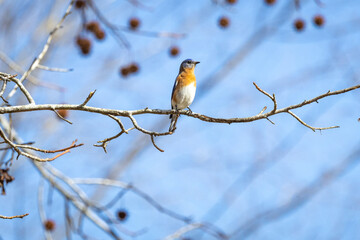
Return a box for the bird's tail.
[169,114,178,132]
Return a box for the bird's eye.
[187,60,191,64]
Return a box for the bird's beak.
[194,61,200,65]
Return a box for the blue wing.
[169,76,178,119]
[170,76,178,109]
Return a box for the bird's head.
[179,59,200,72]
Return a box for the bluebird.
[169,59,200,132]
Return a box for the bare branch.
[165,222,227,240]
[40,164,146,238]
[64,199,73,240]
[16,140,83,154]
[253,82,277,112]
[0,141,34,151]
[35,164,123,240]
[94,114,134,153]
[0,68,358,153]
[0,213,29,219]
[38,182,53,240]
[150,135,164,152]
[72,178,192,223]
[119,27,186,39]
[79,90,96,107]
[164,223,204,240]
[0,77,8,99]
[0,126,81,162]
[257,106,267,115]
[5,0,75,101]
[107,114,128,133]
[127,0,153,10]
[266,117,275,125]
[0,82,357,132]
[94,127,134,153]
[0,73,35,104]
[0,117,124,239]
[37,64,73,72]
[87,0,129,48]
[128,114,171,136]
[0,51,64,91]
[51,107,73,124]
[287,110,339,131]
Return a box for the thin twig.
[94,114,134,152]
[287,110,339,131]
[38,181,53,240]
[52,107,73,124]
[0,213,29,219]
[72,178,192,223]
[266,117,275,125]
[16,140,83,154]
[0,78,8,99]
[0,126,81,162]
[253,82,277,112]
[0,51,64,91]
[164,223,204,240]
[37,64,73,72]
[107,115,128,133]
[0,117,122,238]
[79,90,96,107]
[94,127,134,153]
[103,189,129,209]
[89,0,185,42]
[34,164,123,240]
[127,0,153,10]
[0,73,35,104]
[119,27,186,39]
[5,0,75,101]
[42,164,145,238]
[150,135,164,152]
[64,198,73,240]
[164,223,227,240]
[257,106,267,115]
[87,0,129,48]
[128,114,171,136]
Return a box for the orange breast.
[177,69,196,88]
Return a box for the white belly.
[172,84,196,110]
